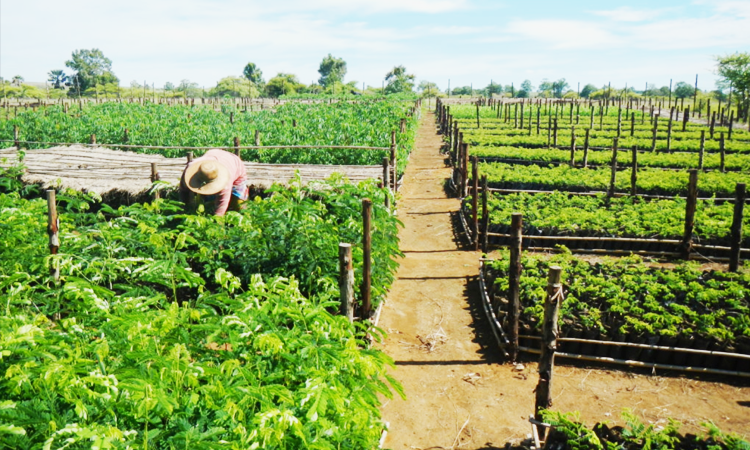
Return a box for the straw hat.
[184,159,230,195]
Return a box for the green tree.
[485,82,503,97]
[716,52,750,119]
[11,75,24,86]
[551,78,569,98]
[265,73,304,97]
[384,65,415,94]
[580,83,597,98]
[178,79,201,97]
[47,70,68,89]
[65,49,119,96]
[673,81,695,99]
[417,81,441,100]
[243,62,264,85]
[517,79,533,98]
[164,81,175,91]
[210,76,260,98]
[318,54,347,89]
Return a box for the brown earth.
[377,111,750,450]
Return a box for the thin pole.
[362,198,373,319]
[535,266,563,436]
[339,243,355,321]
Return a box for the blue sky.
[1,0,748,92]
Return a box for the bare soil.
[377,111,750,450]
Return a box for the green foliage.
[209,76,260,98]
[265,74,305,98]
[384,66,415,95]
[488,252,750,341]
[65,48,118,96]
[318,54,347,88]
[243,62,264,85]
[540,410,750,450]
[0,176,404,449]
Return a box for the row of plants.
[470,191,750,246]
[0,100,419,174]
[487,249,750,351]
[541,410,749,450]
[0,173,404,449]
[470,145,750,171]
[479,162,750,197]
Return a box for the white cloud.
[590,6,671,22]
[504,19,619,50]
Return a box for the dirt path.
[378,111,750,449]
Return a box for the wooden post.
[229,111,234,124]
[254,130,260,146]
[481,175,489,253]
[569,126,576,167]
[339,243,355,321]
[461,143,469,197]
[150,163,160,200]
[651,115,659,152]
[728,110,734,140]
[631,146,638,196]
[472,156,479,250]
[552,118,558,147]
[698,131,705,169]
[47,190,60,282]
[90,134,96,145]
[720,133,726,173]
[520,102,525,130]
[616,107,622,137]
[608,138,619,197]
[729,183,746,272]
[681,170,699,259]
[400,118,406,133]
[234,137,241,157]
[666,114,673,151]
[362,199,373,319]
[13,125,19,149]
[124,128,129,143]
[630,112,635,136]
[682,106,690,132]
[547,115,552,148]
[293,119,297,128]
[536,106,541,135]
[535,266,563,430]
[382,157,390,209]
[476,104,481,129]
[710,111,716,139]
[583,128,590,168]
[508,213,523,362]
[390,131,398,191]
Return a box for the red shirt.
[188,149,247,215]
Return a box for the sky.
[1,0,749,93]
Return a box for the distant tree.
[318,54,347,89]
[580,83,597,98]
[265,73,304,97]
[716,52,750,118]
[551,78,569,98]
[538,79,552,96]
[452,86,472,96]
[178,80,201,97]
[48,70,68,89]
[65,49,118,96]
[517,79,533,98]
[210,76,260,98]
[11,75,24,86]
[164,82,175,91]
[485,82,503,97]
[673,81,695,99]
[418,81,441,100]
[384,65,415,94]
[243,62,264,85]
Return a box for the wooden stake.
[569,126,576,167]
[124,128,129,143]
[535,266,563,432]
[481,175,489,253]
[13,125,19,149]
[390,131,398,191]
[461,143,469,197]
[630,112,635,136]
[583,128,590,168]
[47,190,60,282]
[254,130,260,146]
[339,243,355,321]
[699,131,705,169]
[651,115,659,152]
[631,146,638,196]
[90,134,96,145]
[234,137,241,157]
[682,106,690,132]
[552,118,558,147]
[720,133,726,173]
[608,138,619,197]
[476,104,481,129]
[681,170,699,259]
[382,157,390,209]
[472,156,479,250]
[150,163,160,200]
[362,198,373,319]
[728,110,735,140]
[508,213,523,362]
[730,183,746,272]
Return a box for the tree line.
[1,50,417,99]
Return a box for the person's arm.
[213,186,232,216]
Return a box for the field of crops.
[0,99,419,174]
[486,250,750,364]
[0,169,404,448]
